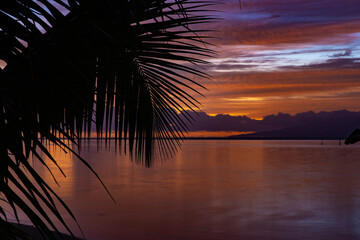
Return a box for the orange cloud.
[197,67,360,117]
[181,0,360,118]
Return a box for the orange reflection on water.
[25,140,360,239]
[34,143,75,194]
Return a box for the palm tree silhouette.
[0,0,214,238]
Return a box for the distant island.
[85,110,360,140]
[182,110,360,140]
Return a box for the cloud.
[208,0,360,46]
[331,49,352,57]
[193,65,360,117]
[207,67,360,95]
[187,0,360,118]
[215,19,360,46]
[208,63,257,72]
[281,58,360,70]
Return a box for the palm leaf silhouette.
[0,0,215,239]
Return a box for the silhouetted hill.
[180,110,360,139]
[91,110,360,139]
[228,110,360,139]
[229,122,355,139]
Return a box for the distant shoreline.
[72,137,346,140]
[184,137,345,140]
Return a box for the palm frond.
[0,0,216,238]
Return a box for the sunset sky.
[193,0,360,119]
[1,0,358,121]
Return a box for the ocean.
[18,140,360,239]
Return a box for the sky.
[191,0,360,119]
[2,0,359,133]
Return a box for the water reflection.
[31,143,76,195]
[29,140,360,239]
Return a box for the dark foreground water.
[15,140,360,239]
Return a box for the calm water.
[18,140,360,239]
